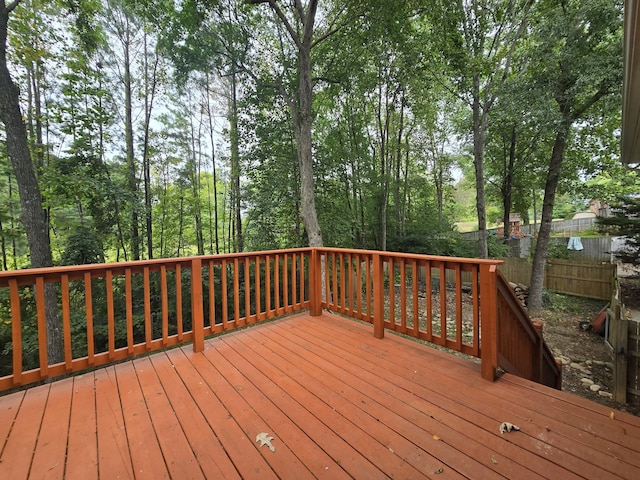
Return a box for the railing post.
[309,249,322,316]
[480,264,498,381]
[373,253,385,339]
[532,319,545,383]
[191,258,205,353]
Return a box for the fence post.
[480,264,498,381]
[373,253,385,339]
[309,249,322,316]
[191,258,204,353]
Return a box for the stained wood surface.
[1,312,639,479]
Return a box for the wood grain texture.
[1,312,639,479]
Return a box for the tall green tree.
[527,0,623,313]
[432,0,535,257]
[1,0,64,362]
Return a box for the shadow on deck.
[1,312,639,479]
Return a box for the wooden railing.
[496,271,562,389]
[0,249,311,392]
[315,248,501,381]
[0,247,561,393]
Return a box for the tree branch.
[247,0,301,48]
[7,0,22,13]
[571,84,611,121]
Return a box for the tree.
[0,0,62,362]
[431,0,535,257]
[527,0,623,314]
[246,0,326,246]
[598,195,640,266]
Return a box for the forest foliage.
[0,0,631,267]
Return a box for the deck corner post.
[373,253,385,339]
[309,248,322,316]
[480,263,498,381]
[191,258,205,353]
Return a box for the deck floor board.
[1,311,640,479]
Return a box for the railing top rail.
[0,247,315,284]
[315,247,504,266]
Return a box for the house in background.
[497,213,523,238]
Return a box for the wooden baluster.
[274,255,281,314]
[161,265,169,346]
[426,262,433,341]
[9,279,22,386]
[221,259,229,328]
[412,260,419,337]
[84,272,94,365]
[106,270,115,359]
[388,257,395,328]
[309,249,322,316]
[471,265,480,357]
[176,264,183,341]
[265,255,272,315]
[125,268,134,355]
[35,277,48,378]
[373,253,385,339]
[143,267,151,349]
[255,257,262,320]
[400,260,407,330]
[61,274,72,372]
[455,263,463,351]
[233,258,240,324]
[245,257,251,323]
[191,258,204,353]
[208,261,216,331]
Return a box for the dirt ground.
[540,277,640,417]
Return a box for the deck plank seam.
[200,339,332,479]
[290,316,622,479]
[201,345,350,475]
[258,320,528,480]
[220,327,449,479]
[300,316,639,477]
[207,335,397,479]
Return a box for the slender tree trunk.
[0,218,7,270]
[528,126,568,314]
[0,1,62,363]
[205,75,220,254]
[472,74,489,258]
[502,126,517,240]
[142,30,159,260]
[297,40,323,247]
[190,102,205,256]
[123,24,140,260]
[229,72,243,252]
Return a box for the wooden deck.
[1,312,639,480]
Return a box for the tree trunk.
[229,72,243,252]
[472,74,489,258]
[528,127,568,314]
[296,29,322,247]
[142,30,158,260]
[123,23,140,260]
[502,126,517,240]
[0,1,62,364]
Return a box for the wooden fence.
[498,258,615,300]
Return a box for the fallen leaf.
[491,457,498,464]
[433,434,440,441]
[256,432,276,452]
[499,422,520,434]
